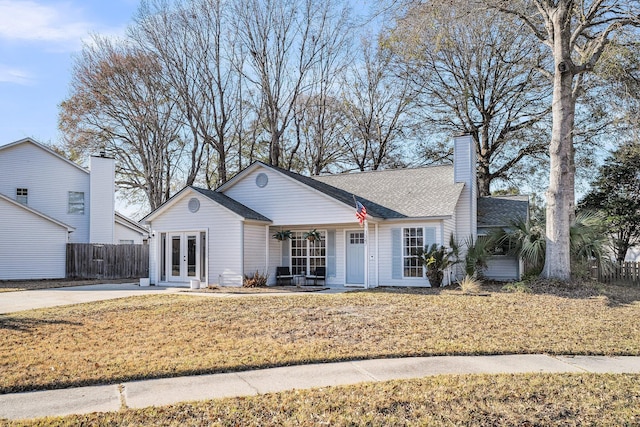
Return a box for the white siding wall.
[0,199,68,279]
[0,141,90,243]
[114,222,144,244]
[148,191,243,286]
[377,221,444,287]
[224,167,356,226]
[243,223,268,277]
[268,233,283,284]
[453,134,477,245]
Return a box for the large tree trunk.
[477,159,491,197]
[542,14,575,281]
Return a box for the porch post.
[265,225,270,281]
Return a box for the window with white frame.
[403,227,424,277]
[16,188,28,205]
[290,230,326,275]
[68,191,85,214]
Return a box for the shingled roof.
[312,166,464,218]
[262,163,407,218]
[477,195,529,228]
[191,187,271,222]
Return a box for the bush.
[243,271,268,288]
[458,275,483,294]
[501,281,533,293]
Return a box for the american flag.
[355,200,367,226]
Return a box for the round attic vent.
[256,172,269,188]
[188,197,200,213]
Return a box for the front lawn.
[1,282,639,394]
[11,373,640,426]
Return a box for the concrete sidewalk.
[1,355,639,421]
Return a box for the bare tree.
[59,36,181,210]
[131,0,241,187]
[388,0,551,195]
[234,0,351,168]
[492,0,640,280]
[340,37,417,171]
[293,94,349,174]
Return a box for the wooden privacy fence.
[591,261,640,286]
[66,243,149,279]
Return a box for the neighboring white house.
[142,134,528,288]
[0,138,149,280]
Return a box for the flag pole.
[364,218,369,289]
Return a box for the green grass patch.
[8,373,640,426]
[1,284,639,394]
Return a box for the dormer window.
[16,188,28,205]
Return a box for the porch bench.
[276,267,294,286]
[305,267,326,286]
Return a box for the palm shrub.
[463,235,493,277]
[492,212,610,279]
[490,218,546,274]
[570,211,611,278]
[415,243,459,287]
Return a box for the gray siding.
[485,256,520,281]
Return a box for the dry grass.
[1,283,639,394]
[9,373,640,426]
[0,279,134,293]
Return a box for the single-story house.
[142,134,528,288]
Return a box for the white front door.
[346,230,365,285]
[168,232,200,282]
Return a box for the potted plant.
[303,229,321,242]
[272,230,292,241]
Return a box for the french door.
[168,232,201,282]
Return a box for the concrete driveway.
[0,284,181,314]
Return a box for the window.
[490,235,515,256]
[16,188,28,205]
[68,191,85,214]
[350,232,365,245]
[403,227,424,278]
[290,230,326,275]
[119,239,134,244]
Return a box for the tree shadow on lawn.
[0,316,82,332]
[359,280,640,307]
